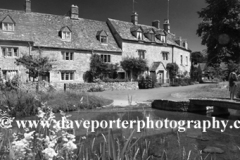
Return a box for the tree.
[120,57,147,81]
[197,0,240,65]
[191,51,207,64]
[15,53,53,91]
[89,54,108,80]
[166,63,179,84]
[15,55,53,80]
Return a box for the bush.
[171,78,192,86]
[138,75,154,89]
[87,86,105,92]
[0,90,41,117]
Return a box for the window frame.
[180,55,183,65]
[62,52,74,60]
[61,71,74,81]
[138,50,145,59]
[100,36,108,44]
[61,31,71,41]
[162,52,169,61]
[186,56,188,66]
[2,22,14,32]
[100,54,111,63]
[136,31,143,40]
[2,47,19,57]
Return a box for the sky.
[1,0,207,52]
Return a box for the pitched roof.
[107,18,189,50]
[0,9,121,52]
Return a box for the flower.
[42,147,57,160]
[24,131,35,140]
[63,140,77,151]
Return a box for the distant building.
[0,0,191,85]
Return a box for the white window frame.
[138,50,145,59]
[2,47,19,57]
[100,36,108,44]
[136,31,143,40]
[61,71,74,81]
[101,54,111,63]
[161,35,166,43]
[162,52,169,60]
[62,52,74,60]
[2,22,14,32]
[62,31,71,41]
[186,56,188,66]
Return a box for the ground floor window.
[2,70,18,80]
[61,71,74,80]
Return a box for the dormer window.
[160,35,166,43]
[60,26,71,41]
[155,30,166,43]
[130,26,143,41]
[1,16,15,32]
[143,29,155,42]
[97,30,108,44]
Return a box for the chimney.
[25,0,31,12]
[152,20,160,29]
[131,12,138,25]
[70,5,79,19]
[163,19,170,33]
[176,37,182,46]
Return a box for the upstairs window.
[186,56,188,66]
[144,29,155,42]
[162,52,169,60]
[131,26,143,41]
[62,52,74,60]
[180,55,183,65]
[97,30,108,44]
[1,16,15,32]
[136,32,143,40]
[2,47,19,57]
[60,26,71,41]
[138,50,145,59]
[101,54,111,62]
[161,35,166,43]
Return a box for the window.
[162,52,169,60]
[2,23,14,31]
[62,52,74,60]
[100,36,107,43]
[101,54,111,62]
[2,70,18,80]
[61,72,74,80]
[149,33,155,42]
[62,31,71,40]
[186,56,188,66]
[138,50,145,59]
[161,35,166,43]
[136,31,143,40]
[2,47,18,57]
[180,55,183,65]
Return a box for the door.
[157,70,164,84]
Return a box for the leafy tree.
[191,51,207,64]
[197,0,240,65]
[89,54,108,80]
[15,54,53,80]
[120,57,147,81]
[166,63,179,84]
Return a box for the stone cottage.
[107,12,191,84]
[0,0,121,84]
[0,0,191,85]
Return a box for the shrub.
[138,75,154,89]
[171,78,192,86]
[87,86,105,92]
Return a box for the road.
[90,83,210,103]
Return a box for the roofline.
[32,46,122,53]
[0,39,34,44]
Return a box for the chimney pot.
[163,19,170,33]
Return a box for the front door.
[157,70,164,84]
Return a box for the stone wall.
[152,99,189,111]
[65,82,138,92]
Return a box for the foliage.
[120,57,148,81]
[0,74,21,91]
[191,51,207,64]
[166,63,179,84]
[102,78,127,83]
[171,78,193,86]
[87,86,105,92]
[15,54,53,79]
[83,71,93,83]
[138,75,154,89]
[197,0,240,64]
[0,90,113,117]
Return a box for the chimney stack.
[70,5,79,19]
[152,20,160,29]
[131,12,138,25]
[25,0,31,12]
[163,19,170,33]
